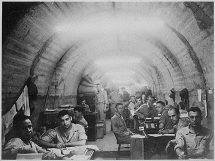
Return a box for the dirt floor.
[87,119,130,160]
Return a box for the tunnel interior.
[2,2,214,131]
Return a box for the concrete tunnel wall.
[2,2,214,130]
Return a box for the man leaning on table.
[38,110,87,148]
[174,107,214,159]
[3,114,65,159]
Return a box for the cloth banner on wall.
[2,104,17,144]
[16,86,30,116]
[2,104,17,129]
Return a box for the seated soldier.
[32,124,47,144]
[167,106,189,134]
[175,107,214,159]
[165,106,189,158]
[155,101,174,134]
[133,96,157,131]
[80,99,91,112]
[134,97,143,110]
[3,114,64,160]
[73,107,88,128]
[38,110,87,148]
[111,103,134,144]
[122,103,132,127]
[128,96,136,116]
[134,96,157,119]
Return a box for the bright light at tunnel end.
[105,70,135,76]
[54,15,165,38]
[95,57,140,66]
[111,80,132,84]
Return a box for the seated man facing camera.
[167,106,188,134]
[175,107,214,159]
[165,106,189,158]
[111,103,134,144]
[3,114,64,159]
[155,101,174,134]
[38,110,87,148]
[73,107,88,128]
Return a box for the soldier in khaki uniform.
[95,80,108,134]
[109,86,123,118]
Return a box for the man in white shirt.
[128,96,136,116]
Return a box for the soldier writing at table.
[3,114,65,159]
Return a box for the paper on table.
[85,145,100,151]
[131,134,145,138]
[66,146,87,151]
[47,148,62,155]
[148,134,175,137]
[48,145,99,156]
[70,155,90,160]
[66,145,99,151]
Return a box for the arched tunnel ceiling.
[2,2,214,113]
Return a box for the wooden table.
[130,134,146,160]
[128,133,175,160]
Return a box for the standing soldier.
[95,80,108,134]
[109,86,123,118]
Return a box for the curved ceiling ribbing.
[2,2,213,114]
[61,33,187,92]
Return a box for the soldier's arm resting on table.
[174,130,187,159]
[37,129,58,148]
[37,139,58,148]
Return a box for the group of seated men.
[111,98,214,159]
[124,95,187,133]
[3,109,88,159]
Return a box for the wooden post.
[130,134,145,160]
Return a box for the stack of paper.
[131,134,145,138]
[148,134,175,137]
[66,146,87,155]
[85,145,100,151]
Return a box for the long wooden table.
[16,145,98,160]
